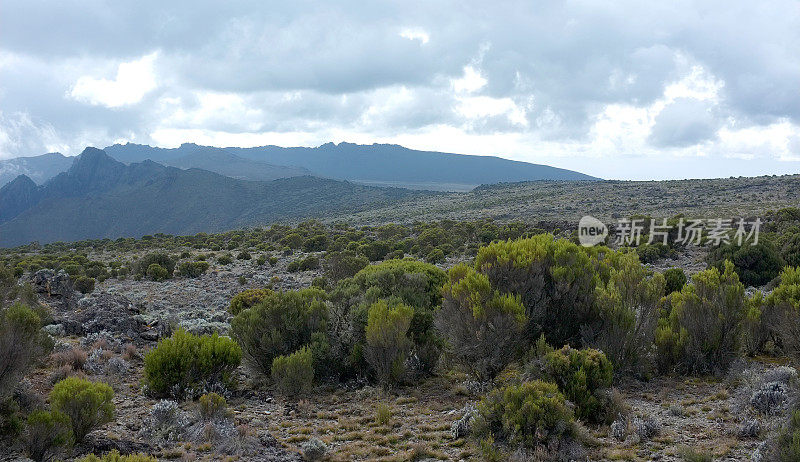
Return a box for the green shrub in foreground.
[78,450,158,462]
[228,288,273,315]
[146,263,169,281]
[779,408,800,462]
[0,303,53,401]
[364,300,413,385]
[24,410,73,462]
[473,380,574,448]
[143,329,241,398]
[177,261,209,278]
[543,346,613,422]
[74,276,96,294]
[272,346,314,396]
[50,377,114,442]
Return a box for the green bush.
[271,346,314,396]
[77,450,158,462]
[303,235,329,252]
[143,329,242,398]
[425,248,445,264]
[24,410,73,462]
[198,392,229,421]
[436,264,526,379]
[228,288,273,316]
[364,300,413,385]
[135,253,175,278]
[760,266,800,359]
[146,263,169,281]
[543,346,613,422]
[664,268,687,295]
[779,408,800,462]
[231,288,327,377]
[216,254,233,265]
[0,303,52,401]
[237,251,251,260]
[74,276,96,294]
[707,241,783,286]
[588,254,664,377]
[655,261,746,374]
[50,377,114,442]
[473,380,574,448]
[323,251,368,282]
[177,261,209,278]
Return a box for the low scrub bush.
[323,251,368,282]
[707,241,783,287]
[78,450,158,462]
[778,408,800,462]
[135,253,175,279]
[146,263,169,281]
[436,264,526,379]
[271,346,314,396]
[143,329,242,398]
[364,300,413,385]
[231,288,327,377]
[74,276,96,294]
[760,266,800,360]
[542,346,613,422]
[0,303,53,401]
[227,288,273,316]
[663,268,687,295]
[50,377,114,442]
[24,410,73,462]
[473,380,574,448]
[177,261,209,278]
[198,392,229,421]
[655,261,746,374]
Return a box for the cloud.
[0,0,798,179]
[69,52,158,107]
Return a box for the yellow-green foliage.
[779,408,800,462]
[473,380,574,448]
[143,329,241,397]
[543,346,613,422]
[437,264,526,379]
[50,377,114,442]
[198,392,229,421]
[655,261,745,374]
[24,410,73,461]
[78,450,158,462]
[364,300,413,384]
[231,288,327,376]
[271,346,314,396]
[0,303,52,400]
[228,288,273,315]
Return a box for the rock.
[31,269,73,297]
[71,293,145,339]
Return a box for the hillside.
[0,148,422,246]
[0,152,73,187]
[103,142,599,191]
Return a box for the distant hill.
[103,142,599,191]
[0,153,73,187]
[0,148,422,247]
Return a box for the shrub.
[375,402,392,425]
[50,377,114,442]
[24,410,74,462]
[177,261,209,278]
[474,235,602,348]
[436,264,527,379]
[77,450,158,462]
[228,288,273,316]
[217,254,233,265]
[74,276,96,294]
[364,300,413,385]
[198,392,229,421]
[135,253,175,278]
[271,346,314,396]
[761,266,800,360]
[0,303,52,401]
[542,346,613,422]
[143,329,242,398]
[231,288,327,377]
[586,254,664,377]
[655,261,746,374]
[302,235,329,252]
[707,241,783,287]
[473,380,574,448]
[425,248,445,264]
[146,263,169,281]
[323,251,368,282]
[664,268,687,295]
[779,408,800,462]
[237,251,251,260]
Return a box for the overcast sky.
[1,1,799,180]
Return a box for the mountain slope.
[0,153,73,187]
[0,148,422,246]
[103,142,599,190]
[164,146,310,181]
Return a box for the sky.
[1,0,799,180]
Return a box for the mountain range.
[1,142,598,191]
[0,148,422,247]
